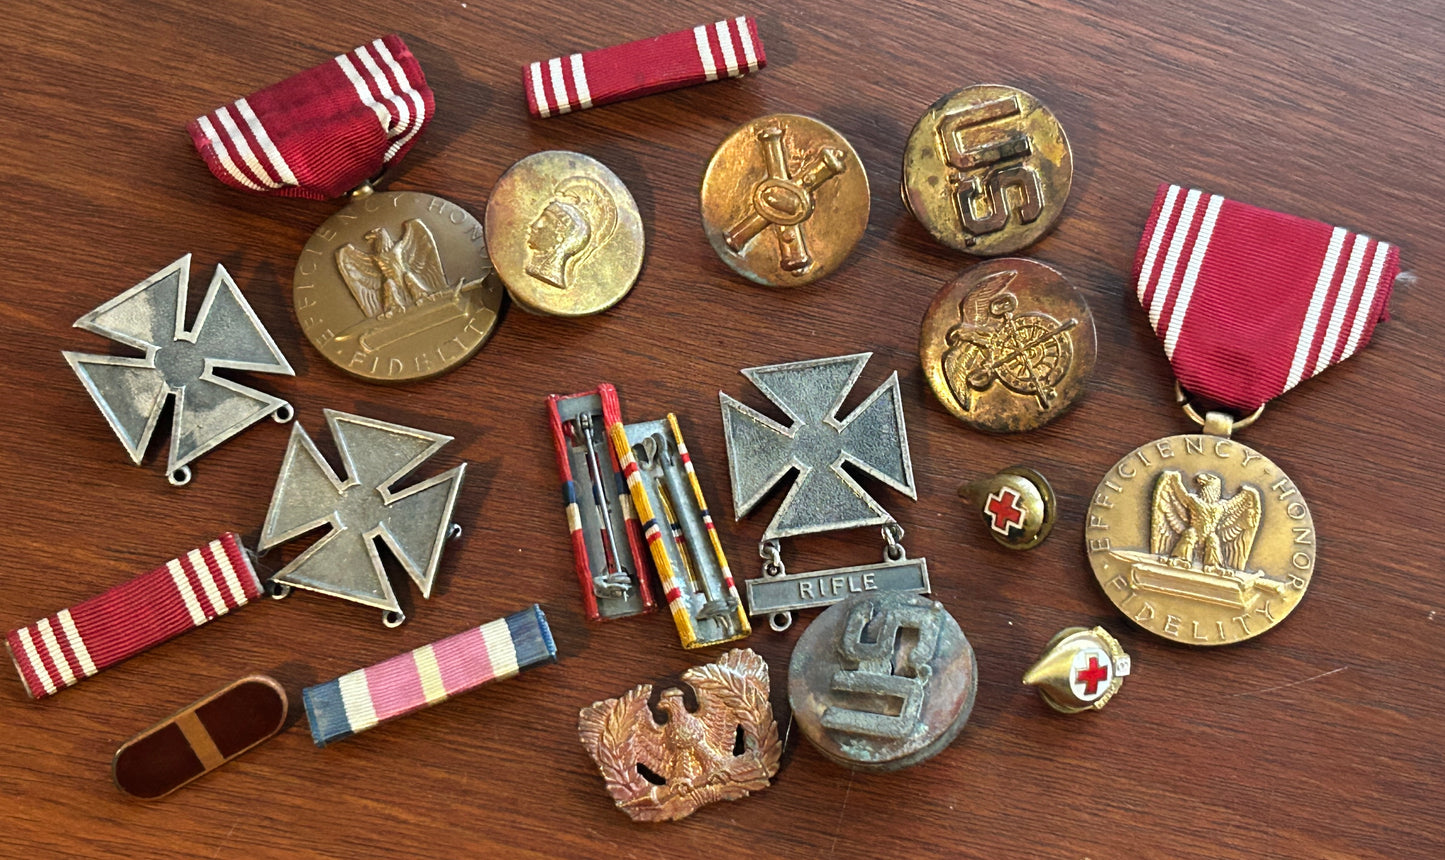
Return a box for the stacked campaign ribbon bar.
[5,533,263,699]
[303,605,558,746]
[524,16,766,118]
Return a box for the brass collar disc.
[902,84,1072,256]
[921,257,1095,432]
[485,150,645,317]
[701,113,870,287]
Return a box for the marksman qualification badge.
[4,413,471,699]
[260,409,466,627]
[720,353,928,630]
[63,255,294,485]
[1091,184,1402,645]
[579,649,780,822]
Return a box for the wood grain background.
[2,1,1441,857]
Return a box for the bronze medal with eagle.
[292,188,504,383]
[1086,431,1315,646]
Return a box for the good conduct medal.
[189,36,503,383]
[1088,185,1401,645]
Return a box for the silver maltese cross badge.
[719,354,929,631]
[63,255,294,485]
[259,410,467,627]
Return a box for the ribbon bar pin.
[188,35,434,200]
[523,17,765,118]
[1135,184,1401,412]
[5,533,262,700]
[303,605,558,746]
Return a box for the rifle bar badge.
[547,386,656,622]
[63,256,294,485]
[189,36,503,383]
[720,353,927,630]
[1088,185,1401,645]
[601,387,750,648]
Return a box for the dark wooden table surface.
[3,1,1441,857]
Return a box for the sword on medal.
[719,353,931,631]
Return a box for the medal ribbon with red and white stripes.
[5,533,262,699]
[188,35,434,200]
[524,16,765,118]
[1135,184,1401,412]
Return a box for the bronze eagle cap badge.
[578,648,781,822]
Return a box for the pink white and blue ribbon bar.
[303,605,556,747]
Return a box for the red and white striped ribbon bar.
[5,534,262,700]
[188,35,434,200]
[1135,184,1400,412]
[523,16,765,118]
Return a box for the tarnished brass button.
[788,592,976,772]
[701,113,869,287]
[902,85,1072,255]
[920,258,1095,432]
[294,189,504,383]
[485,151,645,316]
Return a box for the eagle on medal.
[336,220,450,316]
[941,268,1075,412]
[1106,469,1278,611]
[332,219,488,352]
[1150,471,1261,573]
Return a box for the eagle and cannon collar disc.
[1086,434,1316,645]
[292,190,504,383]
